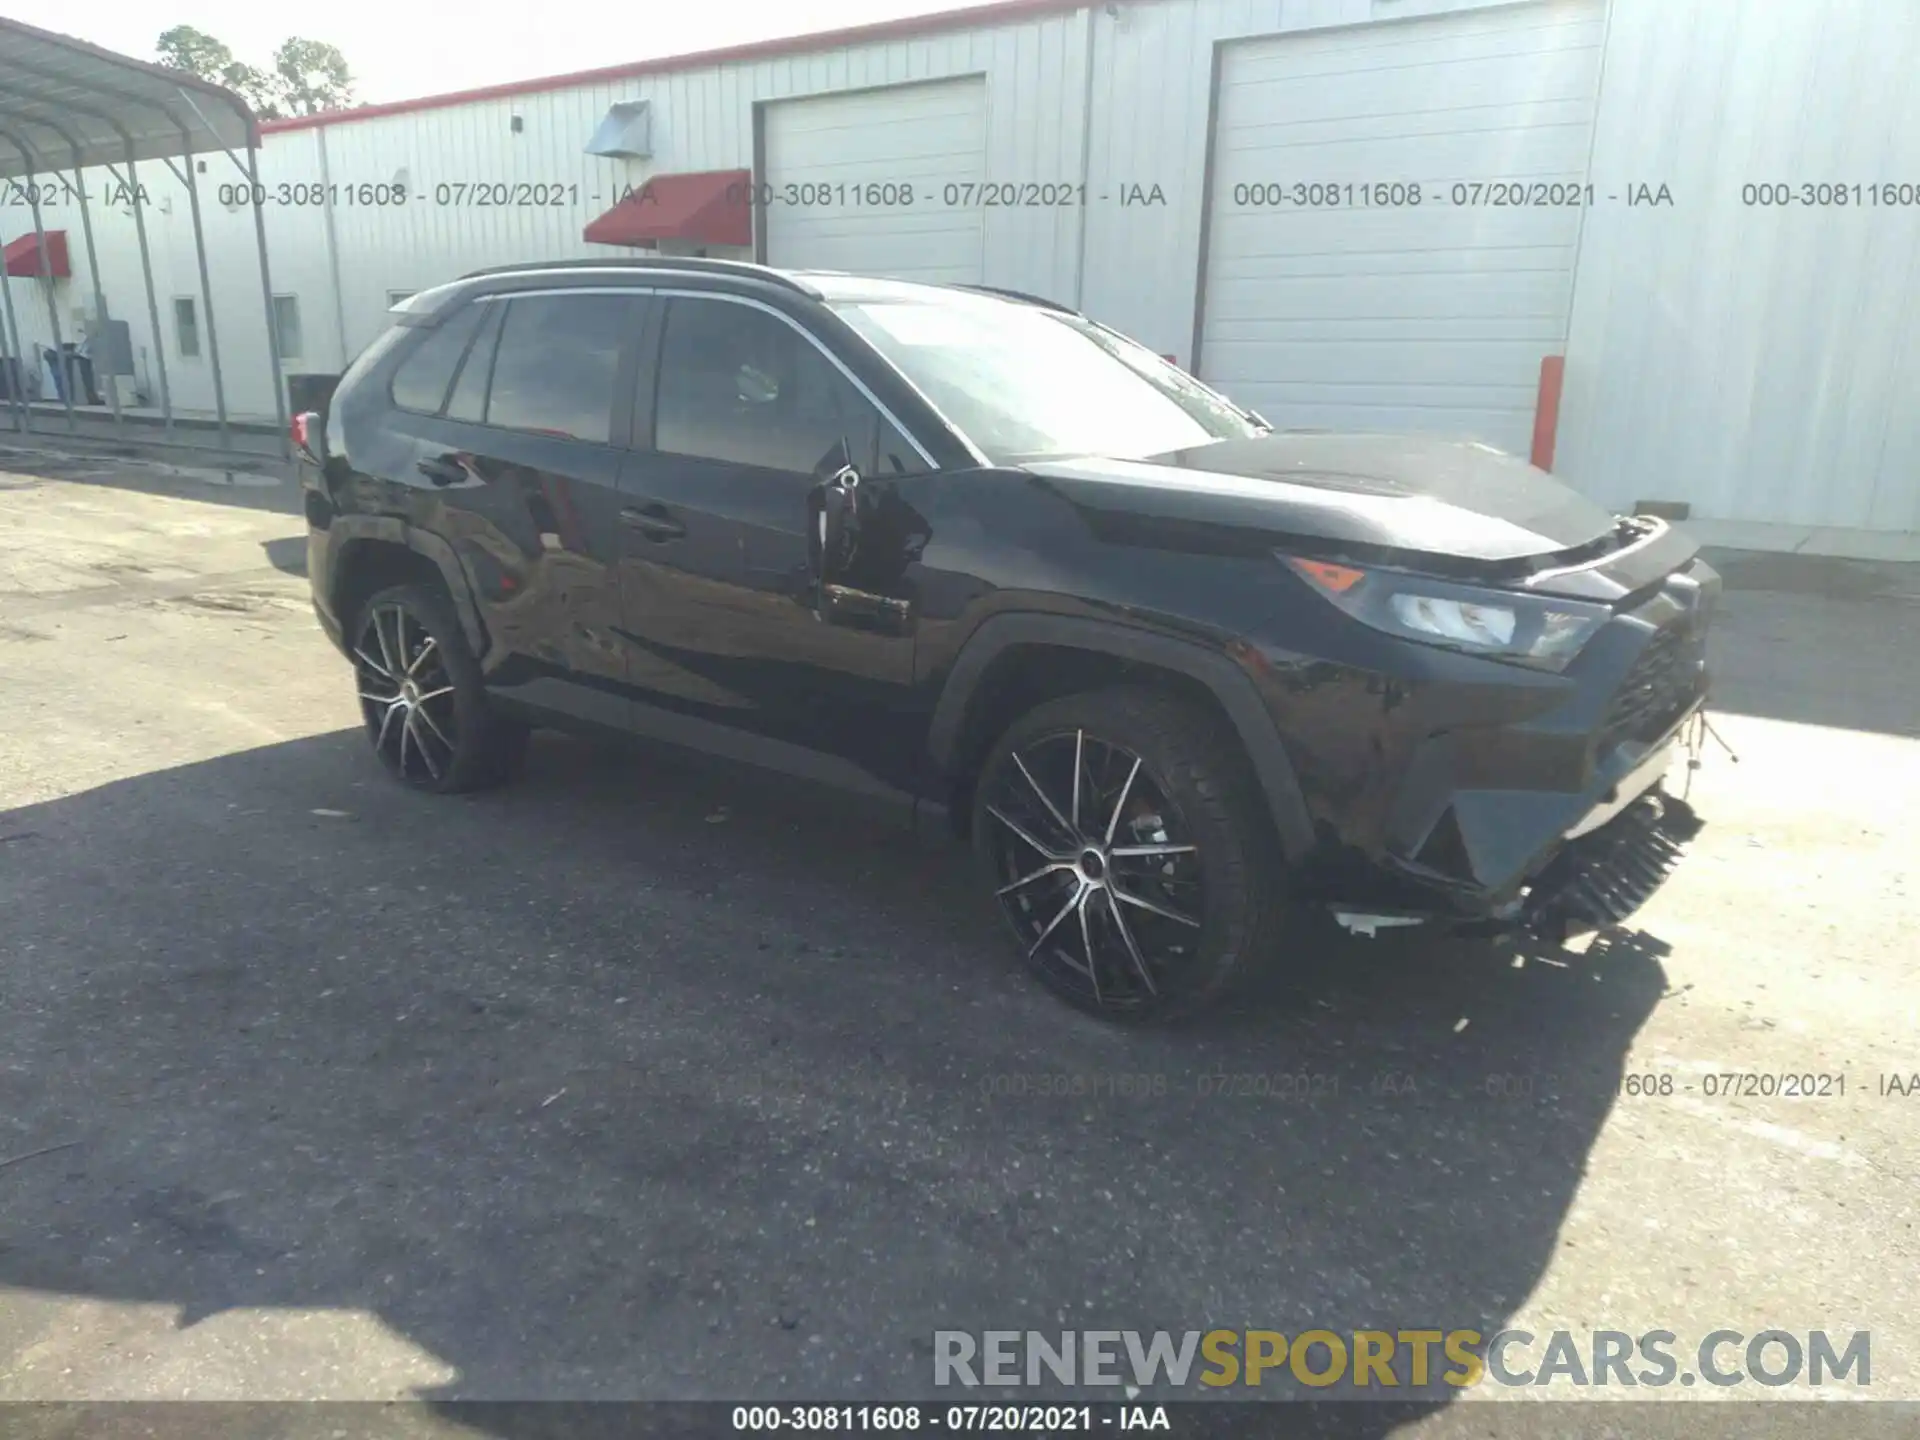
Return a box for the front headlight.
[1282,556,1609,670]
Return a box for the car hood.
[1018,433,1621,566]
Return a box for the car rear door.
[399,288,647,730]
[614,289,933,794]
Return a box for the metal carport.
[0,16,289,455]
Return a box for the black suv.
[297,258,1716,1021]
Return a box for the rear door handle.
[621,503,686,542]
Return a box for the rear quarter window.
[389,303,490,415]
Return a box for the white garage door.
[1198,2,1605,457]
[763,78,987,283]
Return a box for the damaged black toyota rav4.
[296,258,1717,1022]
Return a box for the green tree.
[271,38,355,117]
[154,27,355,120]
[155,24,281,117]
[155,24,231,76]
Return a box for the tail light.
[291,410,321,462]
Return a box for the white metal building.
[4,0,1916,557]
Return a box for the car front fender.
[925,612,1316,863]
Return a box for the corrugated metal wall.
[1,9,1093,421]
[2,136,342,423]
[11,0,1545,421]
[316,11,1095,343]
[4,0,1914,546]
[1552,0,1920,539]
[1182,2,1606,454]
[1079,0,1536,362]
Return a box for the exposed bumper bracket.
[1564,739,1677,841]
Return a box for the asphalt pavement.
[0,441,1914,1438]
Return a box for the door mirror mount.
[817,463,862,572]
[809,438,864,611]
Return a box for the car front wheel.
[351,583,527,793]
[973,686,1287,1021]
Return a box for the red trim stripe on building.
[260,0,1087,135]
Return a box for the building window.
[272,295,303,361]
[173,297,199,359]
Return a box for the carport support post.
[68,146,123,429]
[178,137,230,447]
[0,270,27,433]
[22,170,77,434]
[243,143,290,458]
[123,149,173,434]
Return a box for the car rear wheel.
[351,583,527,793]
[973,686,1286,1021]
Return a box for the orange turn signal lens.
[1287,558,1368,594]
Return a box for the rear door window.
[484,293,633,443]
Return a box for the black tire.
[349,582,528,793]
[972,685,1289,1022]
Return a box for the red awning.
[582,169,751,249]
[4,229,70,278]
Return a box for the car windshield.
[830,294,1268,465]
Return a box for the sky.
[57,0,966,108]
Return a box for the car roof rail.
[457,256,818,296]
[949,283,1079,315]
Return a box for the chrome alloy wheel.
[354,603,459,783]
[981,728,1205,1009]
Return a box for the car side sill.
[495,688,927,826]
[623,699,920,810]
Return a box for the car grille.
[1602,617,1708,747]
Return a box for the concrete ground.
[7,409,287,461]
[0,440,1915,1436]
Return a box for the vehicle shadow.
[0,726,1676,1437]
[262,534,309,576]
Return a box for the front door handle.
[621,503,686,542]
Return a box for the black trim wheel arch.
[324,515,492,662]
[927,612,1316,862]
